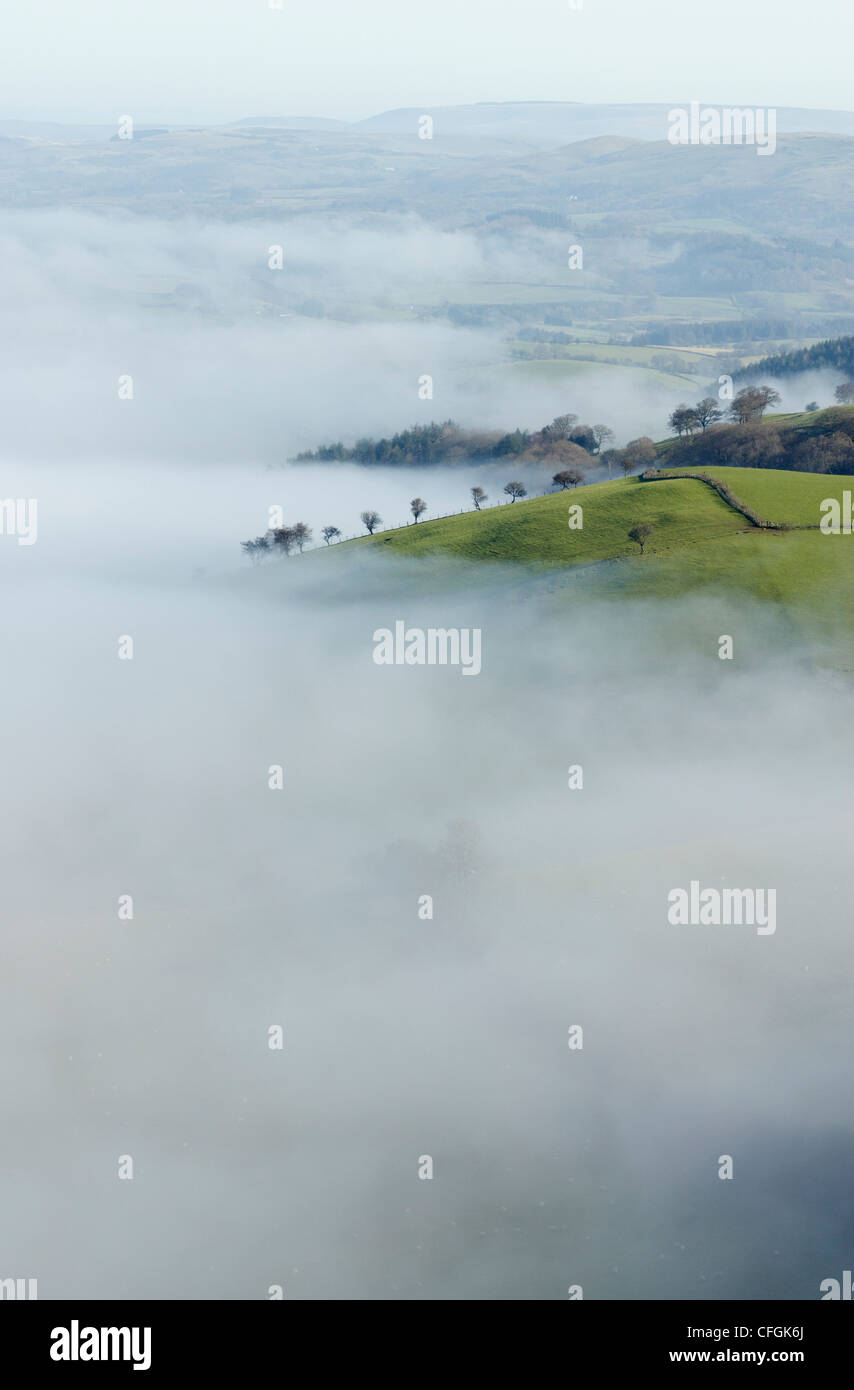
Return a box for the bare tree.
[693,396,724,431]
[592,423,615,453]
[569,425,597,452]
[270,526,297,556]
[553,468,583,489]
[470,486,488,510]
[729,385,781,423]
[410,497,427,523]
[548,413,578,439]
[628,522,654,554]
[834,380,854,404]
[241,535,274,564]
[292,521,312,552]
[360,510,382,535]
[623,437,657,473]
[504,481,527,502]
[321,526,341,545]
[668,405,698,438]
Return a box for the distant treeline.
[734,335,854,382]
[516,328,581,345]
[631,320,854,348]
[295,415,616,467]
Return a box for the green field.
[505,359,700,391]
[510,340,720,367]
[343,475,744,567]
[678,467,847,528]
[333,467,854,662]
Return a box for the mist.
[2,92,852,1304]
[0,210,690,468]
[1,479,851,1298]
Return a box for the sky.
[1,0,852,125]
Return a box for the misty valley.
[0,15,852,1335]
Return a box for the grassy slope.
[318,406,854,661]
[681,466,845,527]
[347,476,746,568]
[336,467,854,660]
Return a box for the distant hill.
[353,102,854,146]
[7,100,854,150]
[3,109,851,349]
[230,116,348,130]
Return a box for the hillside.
[354,102,854,144]
[735,335,854,382]
[339,467,849,565]
[3,119,852,356]
[656,402,854,471]
[341,474,745,566]
[669,465,850,527]
[330,467,854,660]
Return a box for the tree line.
[243,414,669,561]
[664,392,854,474]
[242,390,854,563]
[734,335,854,382]
[632,320,854,348]
[667,386,781,438]
[294,413,617,468]
[240,484,551,560]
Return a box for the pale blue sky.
[1,0,851,124]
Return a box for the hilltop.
[313,455,854,661]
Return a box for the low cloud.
[0,513,850,1298]
[0,210,691,465]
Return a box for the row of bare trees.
[245,510,658,564]
[241,453,660,562]
[242,482,542,560]
[241,522,317,563]
[669,386,782,439]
